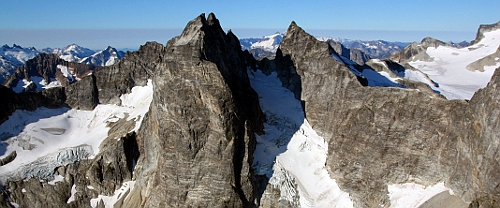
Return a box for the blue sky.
[1,0,499,49]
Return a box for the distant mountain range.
[0,44,124,83]
[240,33,414,60]
[240,34,469,61]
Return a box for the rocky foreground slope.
[0,13,499,208]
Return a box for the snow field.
[388,182,455,208]
[408,29,500,99]
[332,55,403,88]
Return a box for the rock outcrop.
[272,21,500,207]
[389,37,448,62]
[470,21,500,45]
[0,85,66,124]
[327,39,371,65]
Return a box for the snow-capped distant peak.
[40,44,124,66]
[0,44,40,83]
[248,32,284,53]
[82,46,125,66]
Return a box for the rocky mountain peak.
[420,36,447,48]
[282,21,330,55]
[285,22,306,38]
[471,20,500,45]
[113,13,264,207]
[206,12,220,27]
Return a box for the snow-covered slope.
[331,53,405,88]
[407,29,500,99]
[0,80,153,183]
[249,69,354,207]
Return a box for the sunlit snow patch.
[0,80,153,183]
[12,76,61,93]
[67,184,77,203]
[388,182,455,208]
[90,181,135,208]
[47,175,65,185]
[249,70,353,207]
[57,65,80,82]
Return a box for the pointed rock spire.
[207,12,220,26]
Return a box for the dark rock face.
[420,37,448,48]
[92,42,162,105]
[64,74,98,110]
[119,13,264,207]
[468,196,500,208]
[275,22,500,207]
[0,85,66,124]
[388,42,423,62]
[0,54,98,122]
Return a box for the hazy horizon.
[0,27,476,51]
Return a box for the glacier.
[0,80,153,183]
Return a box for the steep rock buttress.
[121,13,264,207]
